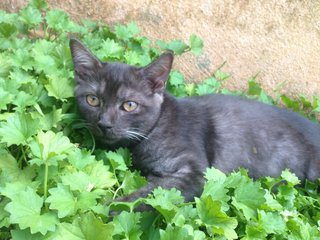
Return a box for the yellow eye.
[122,101,138,112]
[86,95,100,107]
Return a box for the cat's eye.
[86,94,100,107]
[122,101,138,112]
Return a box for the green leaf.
[0,181,39,201]
[46,10,70,31]
[139,212,161,240]
[78,212,114,240]
[0,150,24,184]
[61,161,116,192]
[19,6,42,27]
[214,69,230,81]
[76,191,100,211]
[196,83,216,95]
[46,184,76,218]
[195,77,221,95]
[258,210,286,234]
[61,171,91,192]
[5,187,58,235]
[52,213,114,240]
[189,34,203,55]
[281,95,300,112]
[196,196,238,240]
[167,71,188,97]
[0,10,18,23]
[281,169,300,186]
[31,40,55,73]
[29,0,48,10]
[145,187,184,222]
[169,71,185,86]
[68,148,95,170]
[0,112,40,146]
[0,22,17,37]
[247,79,262,96]
[157,39,188,55]
[105,150,128,171]
[13,91,38,112]
[204,168,227,182]
[45,75,74,100]
[85,160,117,189]
[121,171,147,195]
[245,224,267,239]
[232,181,266,220]
[262,191,283,211]
[115,147,132,165]
[11,229,44,240]
[97,38,125,60]
[277,185,297,209]
[41,107,63,130]
[287,218,320,239]
[29,131,74,166]
[115,22,140,41]
[202,180,230,211]
[160,224,194,240]
[205,77,221,90]
[0,87,13,110]
[0,198,10,228]
[172,205,198,226]
[113,211,142,240]
[124,51,151,66]
[0,55,12,78]
[9,69,36,86]
[46,184,101,218]
[52,222,84,240]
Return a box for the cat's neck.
[162,91,178,109]
[131,92,178,148]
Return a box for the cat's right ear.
[140,51,174,93]
[69,38,102,75]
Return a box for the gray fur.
[70,38,320,203]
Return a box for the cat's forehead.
[97,62,145,98]
[100,62,136,81]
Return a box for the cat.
[69,38,320,203]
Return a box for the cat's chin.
[96,137,133,150]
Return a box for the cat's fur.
[70,38,320,202]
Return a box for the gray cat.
[70,38,320,203]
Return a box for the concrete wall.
[2,0,320,97]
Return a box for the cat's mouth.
[100,130,122,143]
[92,125,148,146]
[104,136,120,145]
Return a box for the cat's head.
[69,38,173,147]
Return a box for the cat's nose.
[97,120,113,129]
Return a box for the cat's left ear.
[69,37,102,75]
[140,51,174,93]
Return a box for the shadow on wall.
[2,0,320,97]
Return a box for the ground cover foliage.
[0,0,320,239]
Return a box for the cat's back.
[209,94,320,147]
[178,93,320,180]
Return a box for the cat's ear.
[140,51,174,93]
[69,37,102,74]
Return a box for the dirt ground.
[1,0,320,98]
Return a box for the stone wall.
[1,0,320,97]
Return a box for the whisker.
[126,130,149,141]
[128,128,149,136]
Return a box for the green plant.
[0,1,320,239]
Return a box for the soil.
[1,0,320,98]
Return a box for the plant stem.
[113,183,123,200]
[44,163,49,210]
[20,145,28,166]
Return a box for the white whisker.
[126,129,149,141]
